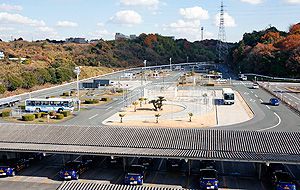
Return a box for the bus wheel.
[35,108,41,113]
[58,108,63,113]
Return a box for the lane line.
[257,112,281,132]
[296,102,299,105]
[88,114,98,120]
[254,94,258,98]
[105,106,113,111]
[250,91,254,93]
[266,105,271,110]
[259,99,263,103]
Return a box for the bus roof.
[25,98,75,102]
[222,88,234,94]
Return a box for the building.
[80,79,110,89]
[115,33,136,40]
[0,51,4,60]
[8,57,27,63]
[65,37,87,44]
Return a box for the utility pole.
[186,56,189,64]
[216,1,228,63]
[74,66,81,111]
[169,57,172,71]
[201,27,204,40]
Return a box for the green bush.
[206,83,215,86]
[22,114,35,121]
[41,112,48,118]
[0,84,6,94]
[34,112,42,118]
[84,99,99,104]
[61,110,71,117]
[18,105,25,110]
[61,92,69,96]
[49,111,56,117]
[1,109,11,117]
[100,97,110,102]
[56,113,64,120]
[116,89,124,93]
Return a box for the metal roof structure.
[0,124,299,163]
[58,181,186,190]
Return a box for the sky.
[0,0,300,42]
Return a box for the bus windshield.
[224,93,234,100]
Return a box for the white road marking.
[266,105,271,110]
[254,94,258,98]
[250,91,253,93]
[296,102,299,105]
[88,114,98,120]
[259,99,263,102]
[284,95,287,98]
[105,106,113,110]
[257,112,281,132]
[289,98,293,101]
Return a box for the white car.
[216,78,227,83]
[252,84,259,89]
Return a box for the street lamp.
[74,66,81,111]
[143,60,147,68]
[186,56,189,64]
[169,57,172,71]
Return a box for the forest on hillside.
[229,23,300,78]
[0,34,218,96]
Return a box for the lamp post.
[186,56,189,64]
[169,57,172,71]
[143,60,147,68]
[74,66,81,111]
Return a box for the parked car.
[270,98,280,106]
[124,165,145,185]
[216,78,227,83]
[0,158,29,177]
[271,171,297,190]
[199,169,219,190]
[252,84,259,89]
[59,161,91,180]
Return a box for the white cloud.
[215,12,236,27]
[110,10,142,26]
[240,0,263,4]
[0,3,23,12]
[56,20,78,27]
[0,12,45,26]
[0,26,14,31]
[179,6,209,20]
[165,19,213,41]
[285,0,300,4]
[97,22,105,27]
[120,0,159,7]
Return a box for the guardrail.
[244,73,300,82]
[258,83,300,116]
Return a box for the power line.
[217,1,228,63]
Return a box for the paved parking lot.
[1,154,298,190]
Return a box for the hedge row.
[22,114,35,121]
[84,99,99,104]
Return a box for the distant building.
[8,57,27,63]
[89,39,103,44]
[80,79,110,89]
[65,37,87,44]
[115,33,136,40]
[0,51,4,60]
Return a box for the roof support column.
[123,157,127,172]
[257,163,262,180]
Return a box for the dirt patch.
[121,103,184,116]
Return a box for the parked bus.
[25,98,75,113]
[222,88,235,105]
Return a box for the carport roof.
[0,124,299,163]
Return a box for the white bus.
[222,88,235,105]
[25,98,75,113]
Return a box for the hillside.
[0,34,217,97]
[229,23,300,78]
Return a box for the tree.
[149,96,166,111]
[188,112,193,122]
[132,101,138,112]
[155,113,161,123]
[0,84,6,94]
[5,75,23,91]
[119,113,125,123]
[143,98,148,104]
[138,97,145,107]
[21,72,37,89]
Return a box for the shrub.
[18,105,25,110]
[22,114,35,121]
[49,111,56,117]
[84,99,99,104]
[206,83,215,86]
[61,92,69,96]
[1,109,11,117]
[61,110,71,117]
[41,112,48,118]
[116,89,124,93]
[0,84,6,94]
[100,97,110,102]
[34,112,42,119]
[56,113,64,120]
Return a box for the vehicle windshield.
[128,166,143,174]
[224,94,234,100]
[200,170,217,178]
[275,172,293,182]
[64,162,80,170]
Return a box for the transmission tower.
[217,1,228,63]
